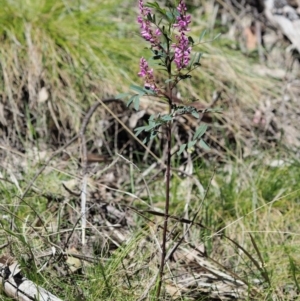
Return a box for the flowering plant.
[127,0,210,147]
[118,0,214,297]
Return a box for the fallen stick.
[0,258,63,301]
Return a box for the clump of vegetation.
[0,0,300,300]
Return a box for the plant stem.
[156,123,171,299]
[156,56,173,298]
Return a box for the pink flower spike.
[172,0,192,70]
[137,0,161,47]
[138,57,158,92]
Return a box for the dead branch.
[0,258,63,301]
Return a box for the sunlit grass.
[0,0,282,144]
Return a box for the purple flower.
[174,14,191,32]
[172,33,191,70]
[173,0,191,32]
[172,0,192,70]
[137,0,161,46]
[138,57,158,92]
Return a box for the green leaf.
[191,111,199,119]
[115,92,130,99]
[144,88,156,95]
[187,140,197,153]
[131,84,157,95]
[173,10,180,18]
[130,84,146,94]
[187,140,197,149]
[145,2,160,9]
[213,33,221,41]
[192,52,202,67]
[134,126,146,137]
[142,130,158,144]
[127,94,138,107]
[157,7,167,15]
[161,114,173,122]
[145,121,161,131]
[166,11,175,22]
[193,124,207,140]
[149,114,155,121]
[177,143,187,156]
[199,139,210,151]
[188,53,196,68]
[196,52,202,64]
[149,130,158,141]
[145,2,167,15]
[133,95,140,111]
[199,29,207,42]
